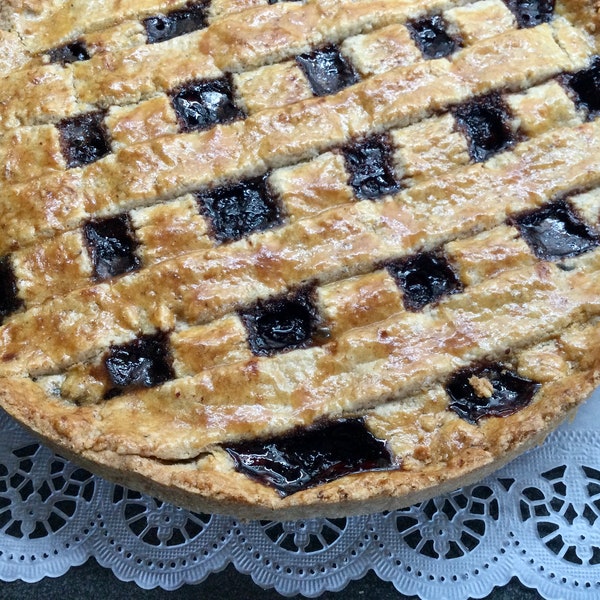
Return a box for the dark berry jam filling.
[446,364,540,423]
[565,57,600,118]
[407,15,459,60]
[224,418,394,496]
[296,46,359,97]
[144,3,207,44]
[454,95,514,163]
[387,252,463,311]
[84,215,141,281]
[46,41,90,64]
[171,77,244,132]
[58,111,111,168]
[505,0,555,28]
[104,333,174,394]
[240,287,323,356]
[196,174,282,243]
[343,135,401,200]
[514,200,600,261]
[0,256,23,322]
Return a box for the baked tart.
[1,0,600,519]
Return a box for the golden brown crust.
[558,0,600,50]
[1,0,600,519]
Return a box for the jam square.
[296,46,359,97]
[58,111,111,168]
[171,77,245,132]
[84,215,141,280]
[196,175,282,243]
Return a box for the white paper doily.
[1,389,600,599]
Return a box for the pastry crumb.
[468,375,494,398]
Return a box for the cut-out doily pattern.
[1,388,600,598]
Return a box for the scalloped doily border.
[0,389,599,598]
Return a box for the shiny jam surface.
[171,78,244,132]
[83,215,141,280]
[225,419,394,496]
[506,0,555,28]
[58,111,110,168]
[0,257,22,322]
[196,174,282,243]
[515,201,600,261]
[144,3,207,43]
[240,288,320,356]
[343,136,401,199]
[104,333,174,394]
[387,252,463,311]
[47,41,89,64]
[296,46,359,97]
[407,15,458,59]
[454,95,514,163]
[446,364,541,423]
[567,57,600,117]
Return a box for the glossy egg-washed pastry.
[1,0,600,519]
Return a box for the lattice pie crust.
[1,0,600,518]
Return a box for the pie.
[1,0,600,520]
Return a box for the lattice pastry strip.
[7,0,201,53]
[0,125,67,184]
[0,29,30,77]
[444,0,516,44]
[506,79,583,136]
[105,96,180,150]
[233,60,315,115]
[340,22,422,77]
[0,63,80,130]
[3,0,297,76]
